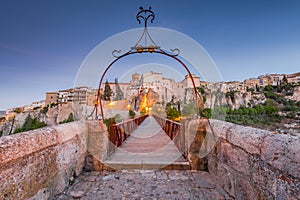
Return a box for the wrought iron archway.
[94,6,203,120]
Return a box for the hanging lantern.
[137,45,144,53]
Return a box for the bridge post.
[186,119,208,171]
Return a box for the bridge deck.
[105,116,188,170]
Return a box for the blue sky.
[0,0,299,110]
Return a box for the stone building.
[225,81,246,93]
[258,75,271,87]
[287,72,300,84]
[244,78,260,89]
[126,71,201,103]
[269,74,284,86]
[45,92,58,106]
[58,89,73,104]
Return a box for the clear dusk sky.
[0,0,299,110]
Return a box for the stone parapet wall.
[85,120,112,171]
[206,119,300,199]
[0,121,88,199]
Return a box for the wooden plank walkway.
[105,116,189,170]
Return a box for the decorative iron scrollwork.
[170,48,180,56]
[136,6,155,28]
[112,50,122,58]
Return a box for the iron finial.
[136,6,155,28]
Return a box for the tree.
[103,80,112,101]
[200,108,212,118]
[255,84,259,92]
[114,78,124,100]
[282,75,288,85]
[167,107,180,121]
[197,86,205,94]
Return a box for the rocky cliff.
[204,91,266,109]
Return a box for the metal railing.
[152,115,186,158]
[108,115,149,156]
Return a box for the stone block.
[0,127,58,165]
[260,135,290,173]
[234,175,257,200]
[214,164,236,197]
[286,136,300,179]
[219,142,250,176]
[227,126,268,155]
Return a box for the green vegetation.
[197,86,205,94]
[104,114,122,133]
[114,114,122,123]
[103,80,112,101]
[104,117,116,133]
[166,103,180,121]
[59,113,75,124]
[202,102,281,126]
[0,130,2,137]
[114,78,124,100]
[200,108,212,118]
[14,114,47,134]
[167,107,180,121]
[41,106,48,114]
[206,83,300,126]
[224,102,281,126]
[225,91,236,99]
[50,103,58,108]
[263,88,299,119]
[182,102,196,117]
[129,109,136,118]
[140,110,146,115]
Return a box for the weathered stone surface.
[234,176,257,200]
[260,135,290,173]
[0,127,58,164]
[86,121,108,162]
[56,170,230,199]
[0,121,90,200]
[69,190,85,198]
[210,119,268,155]
[186,120,208,171]
[207,120,300,200]
[220,142,250,176]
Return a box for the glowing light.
[140,95,148,111]
[108,101,116,106]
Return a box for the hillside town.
[1,71,299,113]
[0,71,299,137]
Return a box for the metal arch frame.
[94,6,202,120]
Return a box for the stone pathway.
[56,170,231,200]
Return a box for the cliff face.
[204,91,266,109]
[1,103,78,136]
[286,86,300,101]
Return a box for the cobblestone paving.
[56,170,232,200]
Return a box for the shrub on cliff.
[14,114,47,134]
[59,113,75,124]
